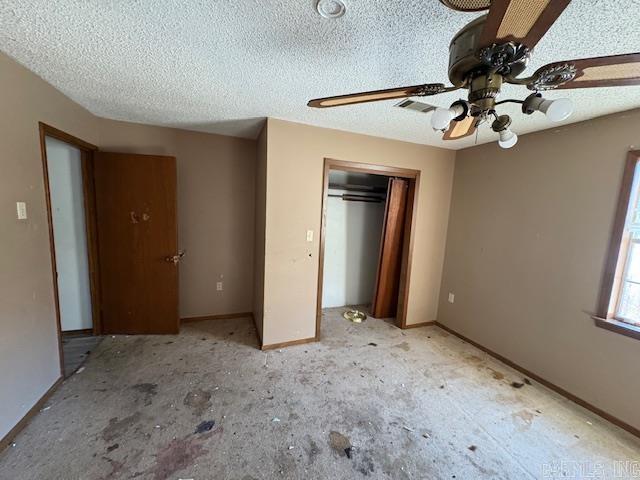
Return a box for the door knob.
[165,250,186,265]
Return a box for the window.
[595,151,640,340]
[615,160,640,326]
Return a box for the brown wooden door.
[371,178,408,319]
[94,152,179,334]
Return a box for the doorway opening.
[39,123,102,377]
[316,159,419,338]
[40,123,181,373]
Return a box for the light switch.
[16,202,27,220]
[216,282,223,291]
[448,293,455,304]
[306,230,314,242]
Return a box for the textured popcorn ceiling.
[1,0,639,149]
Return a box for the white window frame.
[614,161,640,326]
[615,238,640,325]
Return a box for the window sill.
[592,316,640,341]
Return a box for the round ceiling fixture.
[316,0,346,19]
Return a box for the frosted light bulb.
[431,107,456,131]
[498,128,518,149]
[540,97,573,122]
[523,94,574,122]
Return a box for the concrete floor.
[62,333,103,377]
[1,308,638,480]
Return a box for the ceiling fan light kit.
[307,0,640,148]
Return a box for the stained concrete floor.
[1,308,639,480]
[62,333,104,377]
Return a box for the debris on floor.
[524,378,532,385]
[367,342,378,347]
[343,309,367,323]
[510,381,525,389]
[468,445,477,452]
[3,311,638,479]
[344,446,353,459]
[329,431,352,459]
[195,420,215,434]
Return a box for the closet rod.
[328,182,387,194]
[328,193,385,203]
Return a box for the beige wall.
[0,52,256,440]
[1,52,100,442]
[175,130,255,318]
[253,124,268,341]
[262,118,456,345]
[439,109,640,430]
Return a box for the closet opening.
[316,159,419,338]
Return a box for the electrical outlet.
[448,293,455,304]
[216,282,223,291]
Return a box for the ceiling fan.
[307,0,640,148]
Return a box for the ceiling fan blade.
[479,0,571,49]
[308,83,451,108]
[443,116,477,140]
[527,53,640,90]
[439,0,491,12]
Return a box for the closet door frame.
[316,158,420,338]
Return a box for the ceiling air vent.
[394,99,437,114]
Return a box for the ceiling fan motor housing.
[448,15,529,109]
[468,72,503,111]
